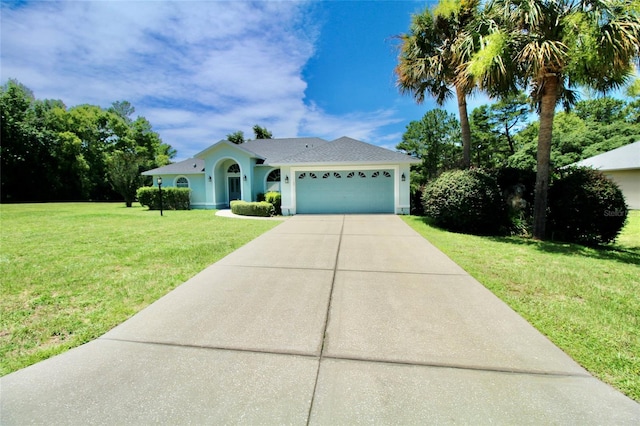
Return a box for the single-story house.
[572,140,640,209]
[142,136,420,215]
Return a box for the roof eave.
[270,159,421,167]
[142,171,204,176]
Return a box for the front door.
[228,176,241,204]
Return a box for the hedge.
[547,167,627,245]
[230,200,274,217]
[137,187,191,210]
[422,169,506,235]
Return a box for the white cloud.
[1,0,404,161]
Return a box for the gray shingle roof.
[271,136,420,165]
[141,158,204,175]
[142,136,418,175]
[241,137,328,163]
[573,141,640,171]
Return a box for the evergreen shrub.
[422,169,506,235]
[136,187,191,210]
[264,192,281,215]
[547,167,627,245]
[230,200,274,217]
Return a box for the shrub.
[410,185,426,216]
[422,169,506,235]
[547,167,627,245]
[264,191,281,215]
[230,200,274,217]
[136,187,191,210]
[493,167,537,235]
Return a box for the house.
[572,141,640,209]
[142,136,420,215]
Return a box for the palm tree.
[395,0,480,169]
[465,0,640,240]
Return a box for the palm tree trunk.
[456,85,472,168]
[532,75,559,240]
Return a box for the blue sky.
[1,0,490,160]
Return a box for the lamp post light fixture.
[157,177,164,217]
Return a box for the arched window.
[267,169,280,182]
[176,177,189,188]
[227,164,240,173]
[266,169,281,192]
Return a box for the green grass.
[0,203,281,375]
[403,211,640,401]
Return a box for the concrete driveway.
[1,215,638,424]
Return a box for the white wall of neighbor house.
[605,170,640,210]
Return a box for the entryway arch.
[212,158,243,208]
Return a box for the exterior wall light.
[243,175,247,181]
[208,175,212,182]
[401,173,406,182]
[285,175,289,184]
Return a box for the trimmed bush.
[422,169,506,235]
[230,200,274,217]
[136,187,191,210]
[547,167,627,245]
[264,191,281,215]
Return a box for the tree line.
[399,94,640,191]
[1,79,175,204]
[395,0,640,240]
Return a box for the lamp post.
[157,177,163,216]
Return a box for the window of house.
[227,164,240,173]
[267,169,281,182]
[266,169,281,192]
[176,177,189,188]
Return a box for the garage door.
[296,169,394,214]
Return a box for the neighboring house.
[142,136,420,215]
[572,141,640,209]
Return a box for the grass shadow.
[418,216,640,267]
[487,236,640,267]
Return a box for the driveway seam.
[320,355,593,378]
[98,337,320,359]
[100,337,591,380]
[306,215,345,425]
[335,268,469,276]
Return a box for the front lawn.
[0,203,281,375]
[403,211,640,401]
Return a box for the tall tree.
[466,0,640,239]
[395,0,480,168]
[469,104,501,167]
[226,131,245,144]
[397,109,462,183]
[489,92,530,155]
[107,150,143,207]
[252,125,273,139]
